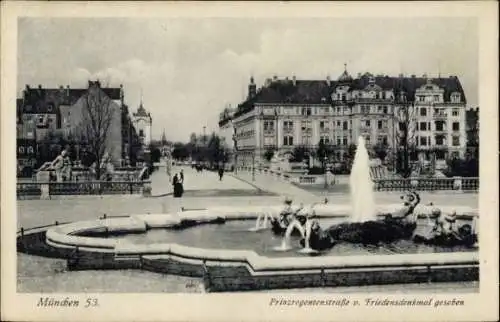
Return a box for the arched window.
[19,146,25,154]
[27,146,34,154]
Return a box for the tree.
[373,142,389,162]
[264,147,276,162]
[79,82,115,179]
[207,133,226,165]
[395,100,417,178]
[172,142,189,160]
[290,145,309,163]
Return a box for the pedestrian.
[173,173,183,198]
[218,166,224,181]
[180,169,184,183]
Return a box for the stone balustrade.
[238,165,478,192]
[16,180,151,199]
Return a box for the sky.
[18,17,478,142]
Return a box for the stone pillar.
[40,184,50,200]
[453,177,463,191]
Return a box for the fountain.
[274,219,306,251]
[349,136,377,223]
[250,210,275,231]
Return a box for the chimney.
[326,76,331,86]
[411,74,416,78]
[66,85,70,97]
[273,75,278,81]
[292,75,296,86]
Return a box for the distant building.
[465,107,479,157]
[219,69,468,167]
[16,81,139,173]
[132,100,152,149]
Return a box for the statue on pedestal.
[50,150,72,182]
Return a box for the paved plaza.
[17,168,479,293]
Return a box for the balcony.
[433,112,447,119]
[263,129,275,136]
[283,127,294,134]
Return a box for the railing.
[373,177,479,192]
[17,180,151,199]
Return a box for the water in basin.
[113,217,476,257]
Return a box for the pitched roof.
[234,74,466,118]
[20,85,122,114]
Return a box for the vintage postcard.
[1,1,498,321]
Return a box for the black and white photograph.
[1,2,498,322]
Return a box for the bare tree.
[80,83,114,180]
[394,100,417,178]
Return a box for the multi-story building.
[16,81,141,172]
[220,70,467,167]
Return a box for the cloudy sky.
[18,17,477,142]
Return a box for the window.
[420,136,427,146]
[336,107,341,114]
[420,107,427,116]
[452,136,460,146]
[319,121,325,129]
[264,121,274,131]
[452,109,459,116]
[343,137,348,146]
[378,120,383,130]
[283,121,293,131]
[433,95,440,102]
[365,136,371,145]
[337,138,341,146]
[320,136,330,144]
[139,129,144,137]
[382,136,388,145]
[419,122,427,131]
[336,120,341,127]
[399,122,406,132]
[435,135,445,145]
[341,94,346,101]
[18,146,25,154]
[419,96,425,102]
[343,121,348,130]
[452,122,460,131]
[283,136,294,146]
[301,107,311,116]
[383,106,388,114]
[451,93,461,103]
[365,120,370,127]
[27,146,34,154]
[435,121,445,131]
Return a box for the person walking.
[218,166,224,181]
[180,169,184,184]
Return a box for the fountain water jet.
[273,219,305,251]
[250,211,274,231]
[349,136,377,223]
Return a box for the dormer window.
[451,92,461,103]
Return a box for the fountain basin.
[31,204,479,292]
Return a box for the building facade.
[220,70,467,167]
[16,81,140,174]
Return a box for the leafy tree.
[264,147,276,162]
[290,145,309,163]
[373,142,389,162]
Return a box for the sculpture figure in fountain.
[349,136,377,223]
